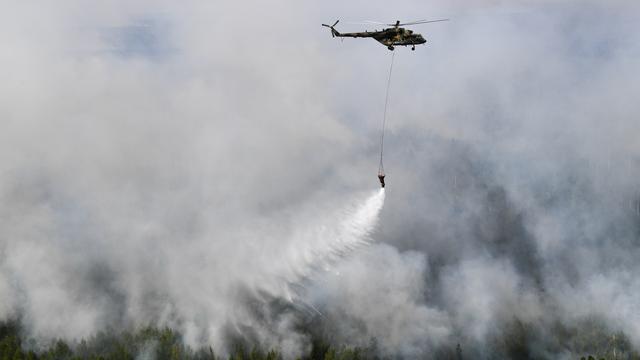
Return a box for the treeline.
[2,319,640,360]
[0,320,377,360]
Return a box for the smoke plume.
[1,1,640,359]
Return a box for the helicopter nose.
[417,36,426,44]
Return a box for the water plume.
[259,189,386,302]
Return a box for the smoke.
[0,170,385,356]
[2,0,640,359]
[307,244,452,357]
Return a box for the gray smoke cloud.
[1,0,640,358]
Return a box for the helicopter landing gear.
[411,45,415,51]
[387,45,394,51]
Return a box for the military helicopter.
[322,19,448,51]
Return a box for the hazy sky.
[1,1,640,358]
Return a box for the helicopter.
[322,19,448,51]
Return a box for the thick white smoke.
[3,1,640,359]
[0,182,385,355]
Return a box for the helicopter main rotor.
[357,18,449,28]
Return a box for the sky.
[1,0,640,358]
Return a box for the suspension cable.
[379,51,395,175]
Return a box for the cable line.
[377,51,395,188]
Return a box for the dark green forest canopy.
[1,319,639,360]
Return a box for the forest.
[2,318,639,360]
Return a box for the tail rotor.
[321,20,340,37]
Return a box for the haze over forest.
[1,1,640,359]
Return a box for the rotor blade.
[398,19,449,26]
[343,20,386,25]
[392,19,427,25]
[322,20,339,28]
[346,18,450,26]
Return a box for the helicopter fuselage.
[323,19,448,51]
[334,27,426,50]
